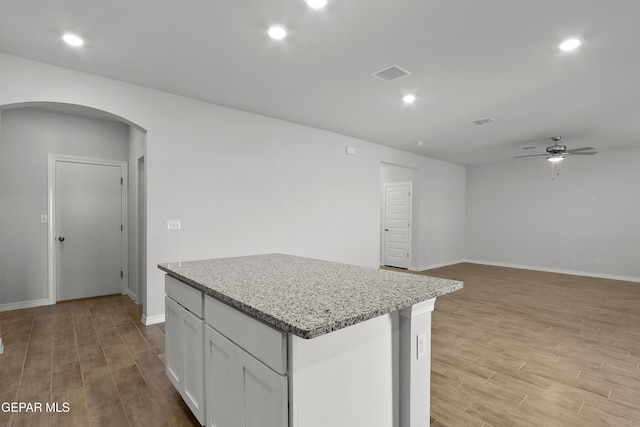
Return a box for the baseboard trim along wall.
[464,259,640,283]
[410,259,466,272]
[0,298,50,313]
[127,289,139,304]
[142,313,165,326]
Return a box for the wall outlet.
[417,333,427,359]
[40,214,48,224]
[167,220,181,230]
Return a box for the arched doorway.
[0,102,147,318]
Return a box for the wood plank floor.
[0,295,200,427]
[2,264,639,426]
[414,263,640,427]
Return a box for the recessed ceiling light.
[305,0,328,8]
[268,25,288,40]
[62,33,84,47]
[415,141,424,146]
[402,94,416,104]
[559,38,581,52]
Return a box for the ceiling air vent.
[521,146,537,150]
[371,65,411,82]
[471,117,496,125]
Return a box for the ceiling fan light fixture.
[547,154,564,163]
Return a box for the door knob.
[58,236,65,242]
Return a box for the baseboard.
[463,259,640,283]
[0,298,51,313]
[126,289,139,304]
[142,313,165,326]
[410,259,466,272]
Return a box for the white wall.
[465,147,640,281]
[0,107,129,308]
[417,159,466,270]
[0,52,466,322]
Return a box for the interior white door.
[56,160,123,300]
[383,182,412,268]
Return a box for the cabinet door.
[182,307,205,424]
[165,296,184,389]
[238,349,288,427]
[165,296,205,425]
[205,326,242,427]
[205,325,287,427]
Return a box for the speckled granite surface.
[158,254,462,339]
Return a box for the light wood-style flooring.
[417,263,640,426]
[2,264,639,426]
[0,295,199,427]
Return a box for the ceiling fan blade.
[568,151,597,155]
[567,147,595,153]
[514,154,547,158]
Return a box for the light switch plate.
[40,214,48,224]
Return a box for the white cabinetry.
[164,273,437,427]
[204,326,287,427]
[204,295,287,427]
[165,277,205,425]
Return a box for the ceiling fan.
[515,136,598,162]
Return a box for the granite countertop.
[158,253,463,339]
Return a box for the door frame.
[47,154,128,303]
[136,155,146,306]
[382,181,413,269]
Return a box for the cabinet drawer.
[205,295,287,374]
[165,275,203,318]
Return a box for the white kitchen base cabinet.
[166,276,438,427]
[160,256,463,427]
[205,326,287,427]
[165,286,205,425]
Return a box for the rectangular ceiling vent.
[471,117,496,125]
[521,146,537,150]
[371,65,411,82]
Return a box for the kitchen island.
[159,254,462,427]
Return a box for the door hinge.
[407,253,410,258]
[121,224,123,231]
[120,177,123,185]
[120,270,124,278]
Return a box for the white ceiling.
[1,0,639,165]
